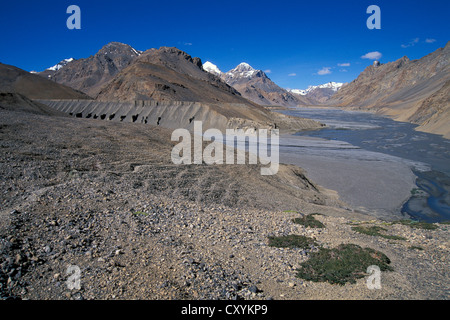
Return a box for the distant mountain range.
[2,40,448,138]
[289,82,344,96]
[289,82,345,104]
[31,43,248,104]
[203,61,310,107]
[33,44,345,107]
[203,61,345,106]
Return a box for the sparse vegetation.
[268,234,316,249]
[292,214,325,228]
[392,219,438,230]
[352,225,406,240]
[296,243,393,285]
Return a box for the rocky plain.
[1,106,449,300]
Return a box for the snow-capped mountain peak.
[313,81,345,91]
[290,82,345,95]
[46,58,74,71]
[202,61,223,76]
[226,62,258,79]
[203,61,261,81]
[233,62,255,72]
[290,89,308,95]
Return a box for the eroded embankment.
[37,100,323,133]
[38,100,229,131]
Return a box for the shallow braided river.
[278,107,450,223]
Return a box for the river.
[278,107,450,223]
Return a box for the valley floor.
[0,109,448,300]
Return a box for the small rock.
[248,285,259,293]
[15,254,22,264]
[72,292,84,300]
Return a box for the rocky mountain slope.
[34,58,75,79]
[329,42,450,138]
[96,47,245,104]
[34,43,309,108]
[203,62,310,107]
[37,42,142,98]
[0,63,91,100]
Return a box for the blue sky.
[1,0,448,90]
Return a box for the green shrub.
[292,214,325,228]
[352,225,406,240]
[296,244,393,285]
[268,234,316,249]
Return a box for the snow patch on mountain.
[203,61,223,76]
[290,89,308,95]
[289,82,345,95]
[46,58,74,71]
[130,47,143,57]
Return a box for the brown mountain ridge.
[329,41,450,138]
[38,42,141,98]
[96,46,247,104]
